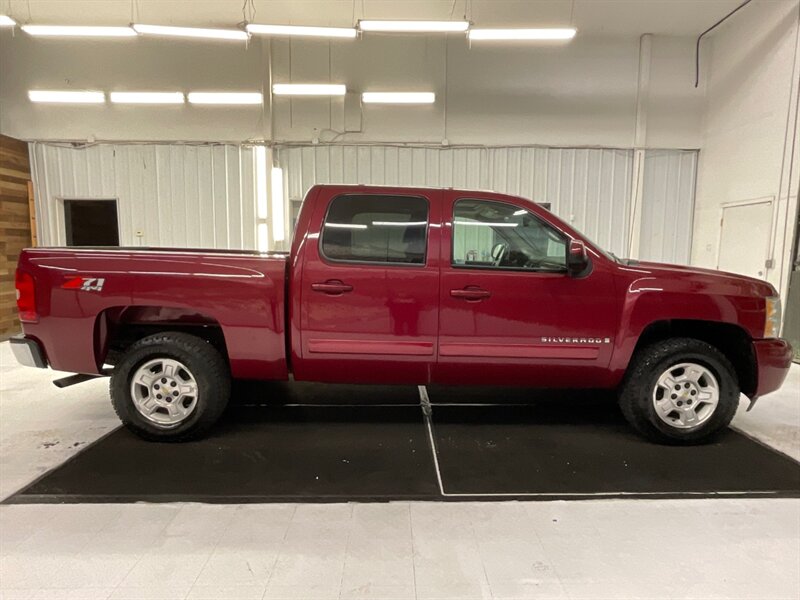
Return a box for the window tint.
[452,199,567,271]
[321,194,429,265]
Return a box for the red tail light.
[15,270,38,323]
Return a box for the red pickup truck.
[12,184,792,444]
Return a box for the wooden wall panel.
[0,135,32,340]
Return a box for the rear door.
[434,191,618,387]
[293,187,442,384]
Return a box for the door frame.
[58,197,121,247]
[716,196,774,276]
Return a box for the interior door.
[434,192,619,387]
[294,188,442,384]
[718,199,773,280]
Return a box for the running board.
[53,370,111,389]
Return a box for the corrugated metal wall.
[277,145,635,257]
[29,142,698,264]
[30,143,258,249]
[639,149,698,264]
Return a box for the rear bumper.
[752,338,793,399]
[9,335,48,369]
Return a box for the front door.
[294,188,442,384]
[434,192,619,387]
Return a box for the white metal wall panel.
[640,150,698,264]
[29,142,258,249]
[277,145,634,257]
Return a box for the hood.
[617,259,777,297]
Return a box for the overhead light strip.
[21,25,137,37]
[133,24,248,41]
[362,92,435,104]
[110,92,185,104]
[0,15,16,27]
[246,24,356,38]
[359,20,469,33]
[272,84,347,96]
[29,90,106,103]
[468,28,577,41]
[188,92,263,105]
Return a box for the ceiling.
[4,0,747,36]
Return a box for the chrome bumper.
[9,335,47,369]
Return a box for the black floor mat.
[11,385,439,503]
[428,394,800,498]
[7,384,799,503]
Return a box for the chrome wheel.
[130,358,198,428]
[652,362,719,429]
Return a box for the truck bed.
[17,247,290,379]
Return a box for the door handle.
[450,287,491,301]
[311,280,353,295]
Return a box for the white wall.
[693,0,800,295]
[0,30,705,148]
[29,143,261,249]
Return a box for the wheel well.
[96,306,228,367]
[633,320,756,395]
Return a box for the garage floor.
[1,341,799,599]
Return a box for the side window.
[452,199,567,272]
[321,194,429,265]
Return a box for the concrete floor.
[1,341,798,599]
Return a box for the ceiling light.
[188,92,263,105]
[29,90,105,104]
[110,92,185,104]
[246,24,356,38]
[468,28,577,41]
[362,92,435,104]
[133,24,248,41]
[359,20,469,33]
[272,84,346,96]
[21,25,137,37]
[0,15,16,27]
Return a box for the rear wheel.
[110,331,230,442]
[619,338,740,444]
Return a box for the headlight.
[764,296,782,338]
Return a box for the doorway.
[63,199,120,247]
[717,198,773,279]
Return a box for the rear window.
[320,194,429,265]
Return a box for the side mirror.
[567,240,590,277]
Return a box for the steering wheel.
[491,243,508,267]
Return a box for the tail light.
[15,270,38,323]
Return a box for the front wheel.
[110,331,230,442]
[619,338,740,445]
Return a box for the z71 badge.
[62,276,105,292]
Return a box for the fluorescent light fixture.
[28,90,105,104]
[256,147,268,220]
[372,221,427,226]
[0,15,16,27]
[468,28,577,41]
[133,23,248,41]
[272,84,346,96]
[271,167,285,243]
[362,92,435,104]
[22,25,137,37]
[454,220,518,228]
[110,92,185,104]
[325,223,368,230]
[359,20,469,33]
[246,23,356,38]
[188,92,263,105]
[513,209,527,215]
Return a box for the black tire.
[619,337,740,445]
[110,331,230,442]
